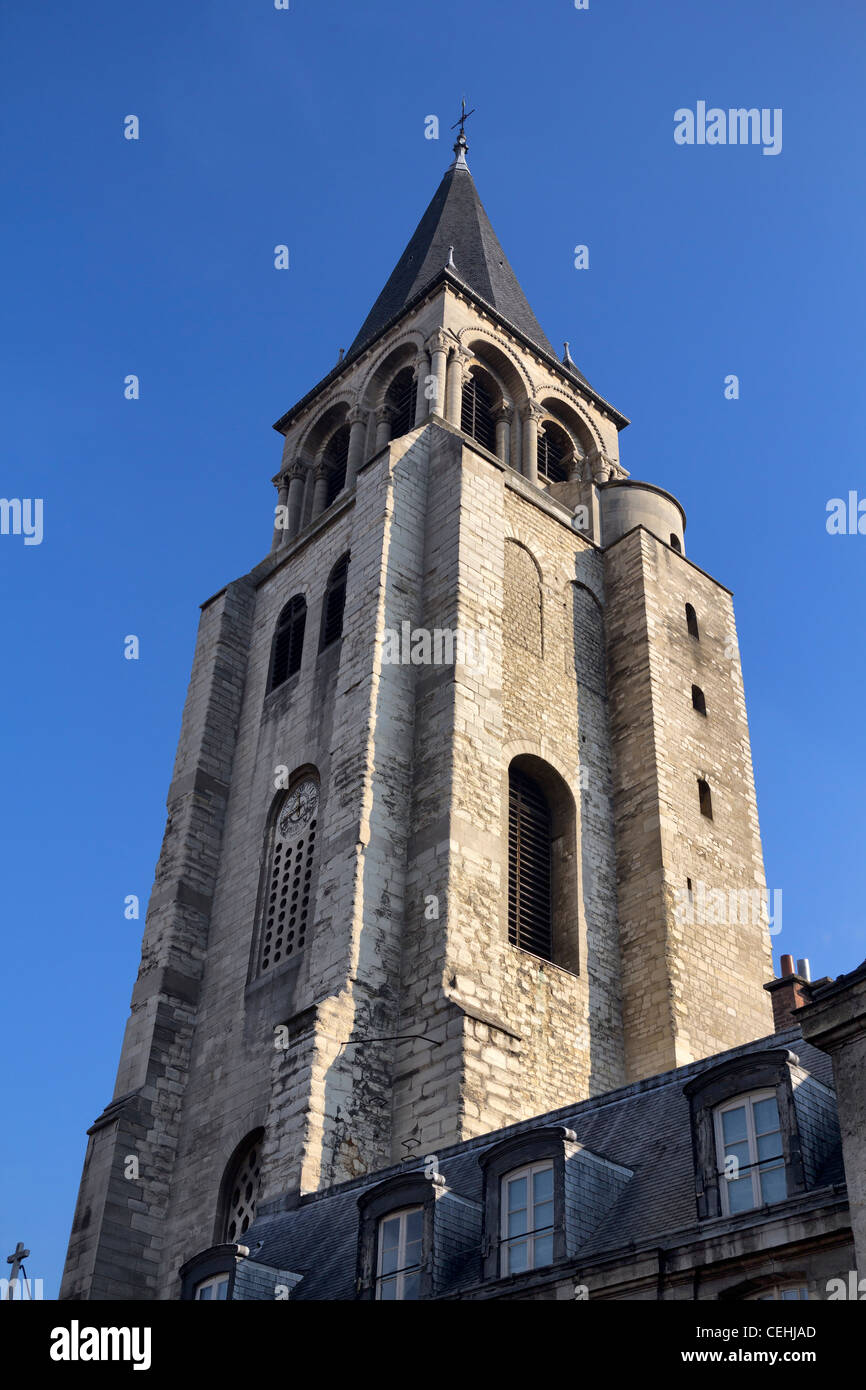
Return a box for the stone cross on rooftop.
[6,1242,29,1299]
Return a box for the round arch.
[538,390,605,458]
[503,752,581,975]
[458,327,534,403]
[358,334,425,410]
[298,399,350,464]
[213,1127,265,1245]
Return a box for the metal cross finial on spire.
[451,97,476,137]
[450,97,475,170]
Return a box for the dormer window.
[356,1173,441,1301]
[478,1126,580,1282]
[375,1207,424,1300]
[500,1162,554,1275]
[684,1050,808,1222]
[179,1243,250,1301]
[715,1090,786,1215]
[194,1273,229,1300]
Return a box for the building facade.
[176,996,863,1303]
[62,132,853,1303]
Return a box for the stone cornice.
[272,268,630,437]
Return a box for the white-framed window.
[195,1273,230,1300]
[500,1161,554,1275]
[749,1285,809,1301]
[714,1089,786,1216]
[376,1206,424,1300]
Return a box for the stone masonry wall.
[61,579,255,1299]
[604,528,773,1081]
[155,428,446,1290]
[392,424,624,1160]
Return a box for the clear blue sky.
[2,0,864,1297]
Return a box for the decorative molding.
[295,396,352,461]
[425,328,452,354]
[536,382,606,454]
[456,323,535,398]
[356,330,426,402]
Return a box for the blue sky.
[2,0,864,1297]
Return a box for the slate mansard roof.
[239,1027,843,1301]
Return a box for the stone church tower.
[61,131,774,1299]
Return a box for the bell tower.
[61,130,774,1300]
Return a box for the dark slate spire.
[346,131,561,364]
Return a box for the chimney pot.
[765,956,813,1032]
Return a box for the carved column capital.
[348,403,368,426]
[426,328,452,355]
[586,447,616,484]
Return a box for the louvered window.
[269,595,306,691]
[325,426,350,507]
[320,554,349,650]
[461,372,496,452]
[508,768,553,961]
[386,368,416,439]
[537,427,568,484]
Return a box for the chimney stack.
[764,955,814,1032]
